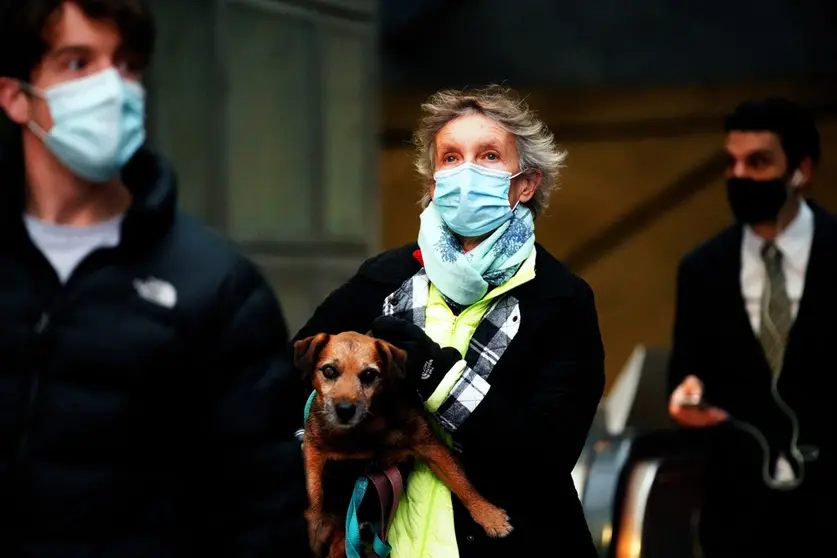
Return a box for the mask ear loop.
[25,121,49,141]
[509,168,528,212]
[790,169,804,188]
[16,81,49,140]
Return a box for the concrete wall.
[379,80,837,389]
[147,0,380,334]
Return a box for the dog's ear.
[293,333,330,380]
[375,339,408,382]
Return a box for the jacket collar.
[724,199,837,266]
[0,133,177,253]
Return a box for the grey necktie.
[759,242,793,376]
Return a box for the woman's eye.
[445,155,457,163]
[485,153,497,160]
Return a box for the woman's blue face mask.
[432,162,525,237]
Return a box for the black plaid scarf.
[382,268,523,436]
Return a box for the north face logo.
[133,277,177,309]
[421,359,434,380]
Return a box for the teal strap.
[303,391,391,557]
[346,477,391,558]
[303,390,315,422]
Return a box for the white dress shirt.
[739,201,814,483]
[740,201,814,333]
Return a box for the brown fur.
[294,331,513,558]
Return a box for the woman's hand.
[370,316,463,399]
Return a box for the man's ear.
[0,77,30,125]
[293,333,330,380]
[375,339,407,383]
[794,157,814,189]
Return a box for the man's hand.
[669,375,728,428]
[370,316,463,399]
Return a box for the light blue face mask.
[22,68,146,183]
[433,162,525,237]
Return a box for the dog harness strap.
[368,472,393,540]
[367,465,403,542]
[297,391,316,444]
[383,466,403,535]
[302,390,315,422]
[346,477,392,557]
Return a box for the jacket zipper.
[16,312,51,464]
[13,247,111,473]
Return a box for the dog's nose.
[334,402,357,423]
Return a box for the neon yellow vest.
[387,250,536,557]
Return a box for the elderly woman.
[295,85,604,557]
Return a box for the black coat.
[668,202,836,556]
[0,144,309,557]
[295,242,605,557]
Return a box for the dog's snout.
[334,402,357,423]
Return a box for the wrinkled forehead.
[320,332,382,370]
[434,113,515,154]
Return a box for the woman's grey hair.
[413,84,566,217]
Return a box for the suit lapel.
[717,226,759,343]
[787,203,836,352]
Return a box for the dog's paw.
[472,505,513,538]
[305,509,336,556]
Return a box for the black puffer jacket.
[0,141,309,557]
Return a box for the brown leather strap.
[368,472,393,541]
[366,465,404,542]
[383,466,403,534]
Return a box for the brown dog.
[294,331,513,558]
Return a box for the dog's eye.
[321,365,339,380]
[359,368,379,384]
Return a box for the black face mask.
[725,176,790,226]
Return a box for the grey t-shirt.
[24,214,123,283]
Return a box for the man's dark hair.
[724,97,821,170]
[0,0,155,81]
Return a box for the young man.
[0,1,308,556]
[668,98,834,557]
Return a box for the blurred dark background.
[1,3,835,554]
[381,0,837,88]
[2,0,836,389]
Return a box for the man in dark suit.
[667,98,834,557]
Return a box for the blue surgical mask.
[433,162,524,237]
[22,68,146,183]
